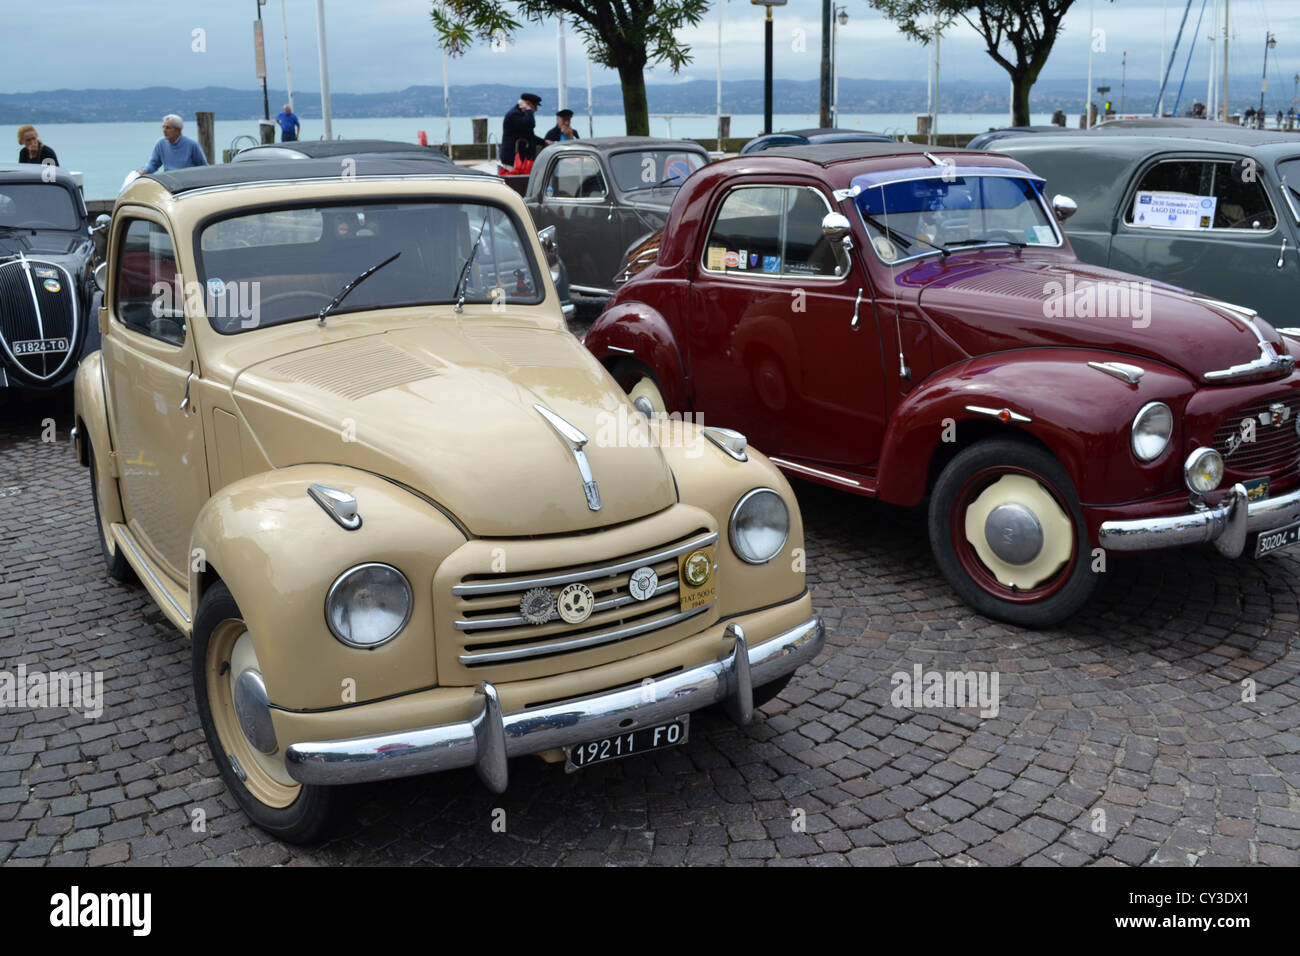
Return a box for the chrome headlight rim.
[1131,401,1174,462]
[1184,446,1224,494]
[324,562,413,649]
[729,487,791,565]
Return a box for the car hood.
[913,257,1290,384]
[230,320,677,536]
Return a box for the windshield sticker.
[1132,191,1217,229]
[41,278,61,293]
[737,248,748,269]
[207,277,227,298]
[762,255,780,273]
[723,251,740,269]
[663,154,695,182]
[706,246,727,270]
[1033,225,1055,245]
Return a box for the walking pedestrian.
[276,103,301,142]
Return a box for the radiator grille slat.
[1213,397,1300,478]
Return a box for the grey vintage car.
[524,137,709,296]
[992,126,1300,316]
[0,164,103,393]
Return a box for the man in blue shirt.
[276,103,301,142]
[137,114,208,174]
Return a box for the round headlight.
[325,563,413,648]
[1131,402,1173,462]
[1184,446,1224,494]
[729,488,790,564]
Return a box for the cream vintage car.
[72,158,823,842]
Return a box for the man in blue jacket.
[137,114,208,174]
[276,103,301,142]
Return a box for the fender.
[585,299,689,411]
[876,348,1195,509]
[188,464,467,711]
[72,351,124,525]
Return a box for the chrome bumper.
[284,615,824,791]
[1098,483,1300,557]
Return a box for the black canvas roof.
[145,156,490,196]
[559,136,709,152]
[235,139,448,159]
[755,142,966,165]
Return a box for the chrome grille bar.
[451,532,717,597]
[455,579,679,631]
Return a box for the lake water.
[2,113,1056,200]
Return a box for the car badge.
[557,583,595,624]
[520,587,556,625]
[34,266,57,279]
[1264,403,1290,428]
[628,566,659,602]
[42,278,61,294]
[683,550,712,588]
[534,404,601,511]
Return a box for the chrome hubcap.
[984,503,1044,565]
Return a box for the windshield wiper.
[454,213,491,313]
[625,175,683,193]
[316,251,400,326]
[947,237,1028,250]
[861,213,949,257]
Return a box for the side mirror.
[91,214,110,259]
[93,214,110,232]
[537,225,559,266]
[93,262,107,293]
[1052,194,1078,223]
[821,212,852,241]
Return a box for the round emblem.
[42,278,61,294]
[683,550,712,588]
[519,587,556,626]
[628,566,659,602]
[557,583,595,624]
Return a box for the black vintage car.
[0,164,104,393]
[524,137,710,296]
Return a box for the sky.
[4,0,1300,103]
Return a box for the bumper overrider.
[284,616,824,791]
[1098,483,1300,556]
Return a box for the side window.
[577,157,607,199]
[704,185,843,278]
[1126,159,1277,231]
[115,218,184,346]
[546,156,607,200]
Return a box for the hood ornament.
[534,404,601,511]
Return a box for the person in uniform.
[500,93,546,173]
[543,109,580,142]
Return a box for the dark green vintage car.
[992,126,1300,316]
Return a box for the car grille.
[452,529,717,669]
[0,257,79,383]
[1212,396,1300,477]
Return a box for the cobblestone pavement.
[1,390,1298,867]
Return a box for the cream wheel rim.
[963,474,1073,590]
[628,376,666,416]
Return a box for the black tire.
[87,443,134,583]
[928,437,1100,628]
[193,582,335,844]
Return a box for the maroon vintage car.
[584,142,1300,626]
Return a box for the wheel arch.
[585,298,688,410]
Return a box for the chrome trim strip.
[1192,297,1295,381]
[568,284,612,296]
[456,579,680,631]
[19,252,45,340]
[452,531,718,596]
[459,602,715,664]
[768,457,862,486]
[534,403,601,511]
[284,614,825,786]
[607,345,635,354]
[965,404,1032,423]
[307,483,362,530]
[1098,483,1300,556]
[1087,360,1144,385]
[115,527,191,624]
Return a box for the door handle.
[179,367,194,412]
[850,288,863,329]
[1279,237,1289,269]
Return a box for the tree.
[431,1,708,136]
[868,1,1104,127]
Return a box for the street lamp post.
[752,0,787,136]
[1259,32,1277,129]
[832,6,847,126]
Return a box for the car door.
[533,151,613,292]
[686,182,887,467]
[1108,154,1291,312]
[102,211,209,582]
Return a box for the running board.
[768,457,877,496]
[111,525,193,635]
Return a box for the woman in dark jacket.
[17,125,58,165]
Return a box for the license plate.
[564,717,689,772]
[678,546,716,612]
[1254,521,1300,557]
[12,338,69,355]
[1243,477,1270,502]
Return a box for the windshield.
[197,199,543,333]
[0,183,81,230]
[854,175,1059,263]
[608,150,706,192]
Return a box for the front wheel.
[929,438,1100,627]
[193,582,335,843]
[614,362,667,417]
